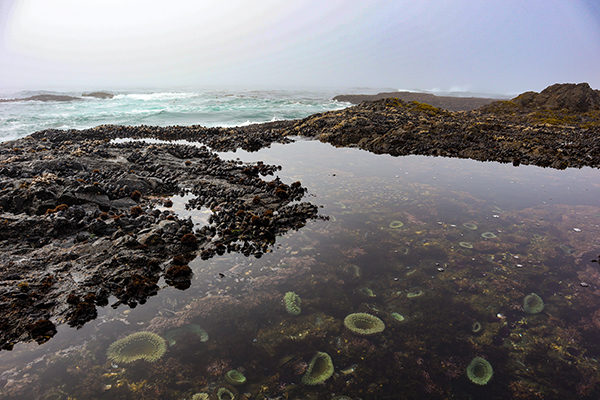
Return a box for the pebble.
[580,282,589,287]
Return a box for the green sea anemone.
[344,313,385,336]
[224,369,246,386]
[523,293,544,314]
[471,321,482,334]
[481,232,497,239]
[391,312,405,322]
[107,331,167,364]
[389,221,404,229]
[459,242,473,249]
[343,264,361,279]
[331,396,353,400]
[559,244,574,255]
[302,352,334,385]
[212,385,238,400]
[284,291,301,315]
[406,289,424,298]
[164,324,208,346]
[463,222,478,230]
[358,287,376,297]
[466,357,493,385]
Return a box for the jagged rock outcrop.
[82,92,114,99]
[334,91,499,111]
[512,82,600,112]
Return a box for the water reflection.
[2,140,600,399]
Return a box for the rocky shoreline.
[0,124,317,349]
[1,82,599,350]
[286,82,600,169]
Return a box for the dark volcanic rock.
[82,91,114,99]
[511,82,600,112]
[0,126,318,349]
[333,91,500,111]
[0,94,82,103]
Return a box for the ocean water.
[2,139,600,399]
[0,89,352,142]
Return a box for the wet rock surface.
[285,83,600,169]
[0,126,318,349]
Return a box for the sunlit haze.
[1,0,599,94]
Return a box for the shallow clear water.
[2,140,600,399]
[0,89,350,142]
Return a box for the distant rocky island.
[334,91,501,111]
[0,91,114,102]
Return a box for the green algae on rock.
[107,331,167,364]
[343,313,385,336]
[302,351,334,385]
[466,357,493,385]
[284,291,301,315]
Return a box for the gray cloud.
[1,0,599,95]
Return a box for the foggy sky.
[1,0,599,95]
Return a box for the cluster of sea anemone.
[343,313,385,336]
[284,291,301,315]
[107,331,167,364]
[302,351,334,385]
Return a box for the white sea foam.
[123,92,199,101]
[0,89,349,142]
